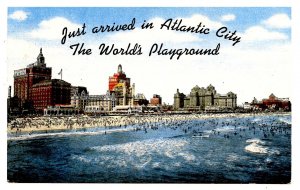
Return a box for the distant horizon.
[7,7,291,105]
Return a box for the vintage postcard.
[4,1,294,186]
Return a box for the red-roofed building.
[262,93,291,111]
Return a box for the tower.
[131,83,135,106]
[174,89,185,110]
[117,64,122,73]
[36,48,45,65]
[8,86,11,98]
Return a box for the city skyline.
[7,7,291,105]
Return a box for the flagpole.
[58,69,62,80]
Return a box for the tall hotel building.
[108,64,135,106]
[13,48,71,113]
[14,49,52,106]
[108,64,131,92]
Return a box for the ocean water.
[7,114,291,183]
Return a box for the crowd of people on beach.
[7,112,291,141]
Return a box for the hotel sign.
[14,68,26,77]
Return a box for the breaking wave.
[72,138,196,170]
[245,138,280,155]
[90,138,188,157]
[245,142,268,154]
[7,127,134,141]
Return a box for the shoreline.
[7,112,291,134]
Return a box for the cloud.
[28,17,82,40]
[8,10,29,21]
[178,14,223,30]
[221,14,236,22]
[242,26,288,42]
[263,13,291,29]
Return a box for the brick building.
[31,79,71,112]
[12,48,72,114]
[251,94,291,111]
[13,48,52,109]
[150,94,162,106]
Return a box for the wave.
[80,138,195,170]
[152,162,161,168]
[90,138,188,157]
[268,149,280,155]
[71,154,129,168]
[210,126,236,133]
[245,143,268,154]
[71,155,92,163]
[178,152,196,162]
[245,138,280,155]
[251,118,262,123]
[7,127,134,141]
[279,118,292,125]
[226,153,239,162]
[246,138,266,145]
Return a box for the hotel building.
[108,64,135,106]
[12,48,71,113]
[174,84,237,111]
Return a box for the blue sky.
[8,7,291,40]
[7,7,292,104]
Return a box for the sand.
[7,112,290,134]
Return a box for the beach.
[7,112,291,134]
